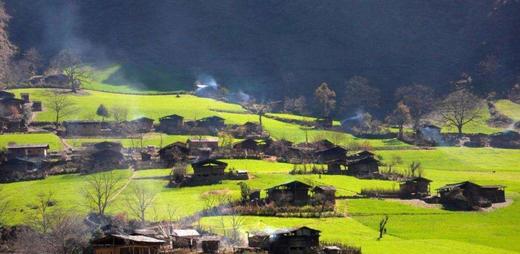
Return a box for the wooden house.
[0,97,25,117]
[399,177,432,198]
[266,180,312,206]
[0,158,41,183]
[201,237,220,254]
[63,121,103,136]
[315,146,347,174]
[263,139,293,158]
[437,181,506,210]
[187,137,219,155]
[0,90,15,99]
[158,114,184,133]
[312,186,336,205]
[94,141,123,152]
[91,233,165,254]
[233,138,260,153]
[158,142,189,166]
[267,226,321,254]
[346,151,379,176]
[7,143,49,159]
[171,229,200,249]
[197,116,225,130]
[125,117,154,133]
[310,139,335,151]
[88,141,126,171]
[190,159,227,185]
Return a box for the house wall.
[65,123,102,136]
[348,161,378,176]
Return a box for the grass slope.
[0,133,63,151]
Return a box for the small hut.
[201,236,220,254]
[269,226,321,254]
[266,180,312,206]
[399,177,432,198]
[91,233,165,254]
[437,181,506,210]
[312,185,336,205]
[158,114,184,133]
[171,229,200,249]
[346,151,379,177]
[190,159,228,185]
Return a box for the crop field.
[0,133,63,151]
[496,100,520,121]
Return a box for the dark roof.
[0,97,25,104]
[94,141,123,150]
[159,114,184,120]
[91,149,124,159]
[313,185,336,191]
[421,124,442,130]
[401,176,432,184]
[346,150,378,165]
[191,159,228,168]
[272,226,321,236]
[267,180,312,190]
[130,117,154,122]
[437,181,481,191]
[63,120,102,125]
[160,141,187,151]
[0,90,15,99]
[92,233,164,245]
[7,144,49,149]
[316,146,347,155]
[200,115,225,121]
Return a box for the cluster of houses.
[90,225,352,254]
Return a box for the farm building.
[312,185,336,205]
[310,139,335,151]
[63,121,103,136]
[87,141,126,171]
[171,229,200,249]
[7,143,49,159]
[91,233,165,254]
[0,117,27,133]
[437,181,506,210]
[197,116,225,129]
[266,180,312,206]
[201,236,220,254]
[190,159,228,185]
[399,177,432,198]
[0,97,25,117]
[346,151,379,177]
[158,114,184,133]
[315,146,347,165]
[0,90,15,99]
[233,138,260,153]
[94,141,123,152]
[158,142,189,166]
[250,226,321,254]
[187,137,219,156]
[124,117,154,133]
[263,139,293,158]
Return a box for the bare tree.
[125,184,157,223]
[228,206,245,244]
[45,90,76,128]
[314,82,336,118]
[49,49,89,92]
[386,101,412,139]
[111,106,129,122]
[437,89,482,135]
[248,103,271,131]
[82,171,125,216]
[26,191,56,233]
[378,215,389,240]
[395,84,435,133]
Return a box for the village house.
[315,146,347,174]
[263,139,293,159]
[0,96,25,117]
[7,143,49,159]
[249,226,321,254]
[189,159,228,185]
[91,233,165,254]
[233,138,260,154]
[158,142,189,166]
[197,116,225,130]
[124,117,154,133]
[158,114,184,134]
[171,229,200,249]
[437,181,506,210]
[312,186,336,205]
[399,177,432,198]
[266,180,312,206]
[346,151,379,177]
[187,137,219,157]
[63,121,103,136]
[86,141,127,172]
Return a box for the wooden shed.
[399,177,432,198]
[190,159,228,185]
[312,185,336,205]
[91,233,165,254]
[437,181,506,210]
[266,180,312,206]
[171,229,200,249]
[7,143,49,159]
[269,226,321,254]
[346,151,379,177]
[158,114,184,133]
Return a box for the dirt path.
[110,169,137,202]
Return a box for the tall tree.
[437,89,482,135]
[395,84,435,133]
[386,101,412,139]
[49,49,89,92]
[314,82,336,118]
[125,184,157,223]
[46,90,76,128]
[0,1,16,84]
[342,76,381,113]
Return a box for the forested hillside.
[5,0,520,100]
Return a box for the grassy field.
[496,99,520,121]
[0,133,63,151]
[64,133,215,148]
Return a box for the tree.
[82,171,125,216]
[283,96,307,114]
[238,182,251,202]
[342,76,381,113]
[6,48,43,85]
[386,101,412,139]
[49,49,89,92]
[248,103,270,131]
[125,184,157,223]
[110,106,129,122]
[96,104,110,122]
[46,90,76,128]
[408,161,422,177]
[27,191,56,233]
[0,1,16,84]
[314,82,336,118]
[437,89,481,135]
[395,84,435,133]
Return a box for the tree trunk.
[398,124,404,139]
[457,125,463,136]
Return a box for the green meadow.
[0,133,63,151]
